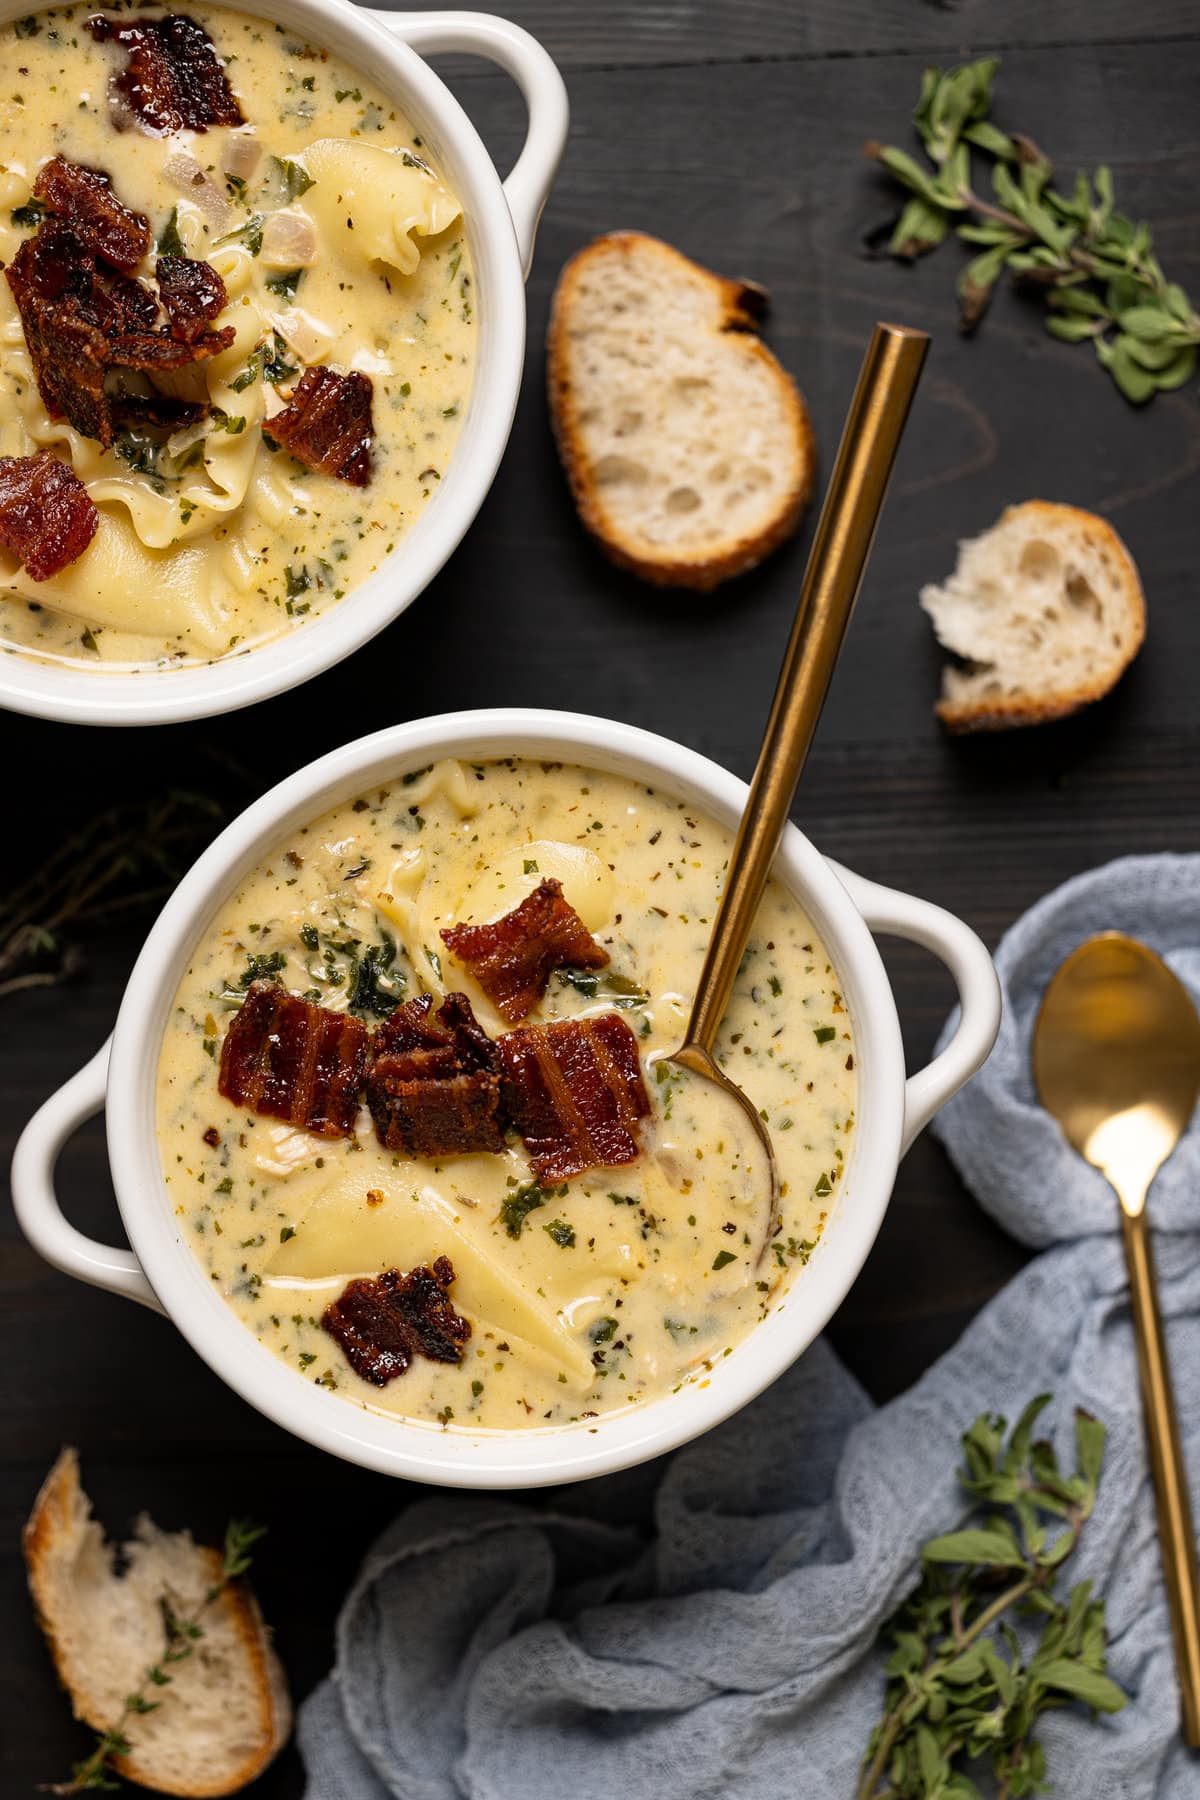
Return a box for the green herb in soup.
[155,759,857,1430]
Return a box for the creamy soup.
[156,759,857,1431]
[0,3,473,668]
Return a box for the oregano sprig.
[866,59,1200,402]
[45,1519,266,1795]
[859,1396,1126,1800]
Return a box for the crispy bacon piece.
[440,879,610,1024]
[264,366,374,487]
[498,1012,650,1183]
[218,980,368,1139]
[6,223,229,444]
[87,13,244,134]
[111,392,209,431]
[0,453,98,581]
[321,1257,471,1387]
[107,322,234,369]
[156,254,228,343]
[32,155,150,270]
[367,992,506,1158]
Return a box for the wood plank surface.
[3,4,1199,1792]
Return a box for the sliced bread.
[24,1448,291,1798]
[920,500,1145,731]
[547,231,815,589]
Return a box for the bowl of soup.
[0,0,566,723]
[11,710,1001,1484]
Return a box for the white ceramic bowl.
[0,1,568,726]
[12,709,1001,1487]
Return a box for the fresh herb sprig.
[47,1520,266,1795]
[859,1396,1125,1800]
[866,59,1200,402]
[0,793,220,1000]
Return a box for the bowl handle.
[832,865,1001,1156]
[10,1039,162,1312]
[370,10,569,277]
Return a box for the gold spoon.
[664,322,929,1262]
[1034,931,1200,1745]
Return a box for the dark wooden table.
[4,2,1199,1790]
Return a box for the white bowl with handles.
[0,0,568,726]
[12,709,1002,1487]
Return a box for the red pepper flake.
[321,1257,470,1386]
[441,878,609,1023]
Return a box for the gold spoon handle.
[685,322,929,1055]
[1121,1206,1200,1745]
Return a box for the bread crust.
[931,500,1146,733]
[547,231,815,590]
[24,1447,290,1799]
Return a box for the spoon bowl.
[1034,931,1200,1744]
[1033,932,1200,1214]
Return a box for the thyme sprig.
[46,1520,266,1795]
[0,792,220,1000]
[866,59,1200,402]
[859,1396,1125,1800]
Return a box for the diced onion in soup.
[222,129,262,181]
[261,209,318,268]
[164,149,231,230]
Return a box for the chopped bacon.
[0,453,98,581]
[264,366,373,487]
[87,13,244,134]
[32,155,150,270]
[367,992,506,1158]
[156,254,228,343]
[498,1012,651,1183]
[6,222,229,445]
[321,1257,471,1387]
[6,235,114,441]
[218,980,368,1139]
[440,879,610,1024]
[107,322,234,369]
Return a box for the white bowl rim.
[104,707,909,1486]
[0,0,533,726]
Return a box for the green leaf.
[922,1527,1029,1568]
[1152,343,1197,390]
[963,118,1014,160]
[1048,284,1108,317]
[1101,336,1160,403]
[1164,282,1196,326]
[1118,304,1183,343]
[1046,313,1099,343]
[157,205,184,257]
[890,194,951,257]
[876,144,957,209]
[1037,1658,1127,1713]
[958,245,1008,330]
[1005,1394,1053,1475]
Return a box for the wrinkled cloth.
[301,854,1200,1799]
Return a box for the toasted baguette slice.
[920,500,1145,731]
[547,231,814,589]
[24,1448,290,1798]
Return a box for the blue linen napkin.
[300,854,1200,1799]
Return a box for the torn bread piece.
[24,1448,290,1798]
[547,230,815,589]
[920,500,1145,731]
